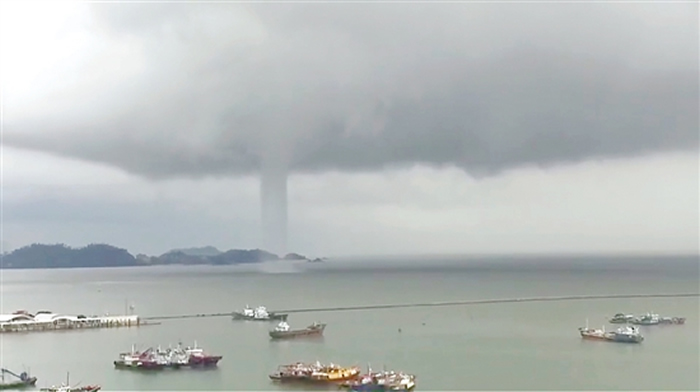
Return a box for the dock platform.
[0,311,158,334]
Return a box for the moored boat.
[578,320,643,344]
[659,316,686,325]
[269,321,326,340]
[340,367,416,392]
[578,325,609,341]
[270,362,360,384]
[181,341,223,367]
[631,312,685,326]
[609,325,644,343]
[0,368,37,390]
[113,347,166,370]
[609,313,634,324]
[113,341,222,370]
[39,372,100,392]
[609,312,686,326]
[233,305,288,321]
[631,312,660,326]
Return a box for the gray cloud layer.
[4,3,698,179]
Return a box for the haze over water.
[1,255,698,391]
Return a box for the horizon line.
[2,242,698,260]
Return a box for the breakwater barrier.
[142,292,700,321]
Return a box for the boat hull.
[269,364,360,384]
[579,329,643,344]
[188,356,223,367]
[349,384,415,392]
[40,387,101,392]
[269,324,326,340]
[580,332,609,341]
[113,360,167,370]
[114,358,221,370]
[269,375,358,384]
[632,320,659,326]
[611,334,644,343]
[659,317,686,325]
[0,379,37,390]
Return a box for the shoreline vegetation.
[0,243,325,269]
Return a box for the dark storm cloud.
[4,2,698,179]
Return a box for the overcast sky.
[1,1,698,257]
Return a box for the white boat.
[232,305,288,321]
[610,325,644,343]
[632,312,660,325]
[39,372,100,392]
[274,321,291,332]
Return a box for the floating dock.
[0,310,158,333]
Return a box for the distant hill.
[0,243,314,269]
[0,243,138,269]
[166,246,222,257]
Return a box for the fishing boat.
[180,341,223,367]
[631,312,660,326]
[578,319,609,341]
[113,347,167,370]
[610,325,644,343]
[39,372,100,392]
[0,368,37,390]
[269,321,326,340]
[659,316,686,325]
[233,305,288,321]
[608,313,634,324]
[610,312,686,326]
[340,366,416,392]
[114,341,222,370]
[578,319,643,343]
[632,312,686,326]
[269,361,360,384]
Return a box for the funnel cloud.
[1,2,698,253]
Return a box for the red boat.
[114,341,222,370]
[184,342,223,367]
